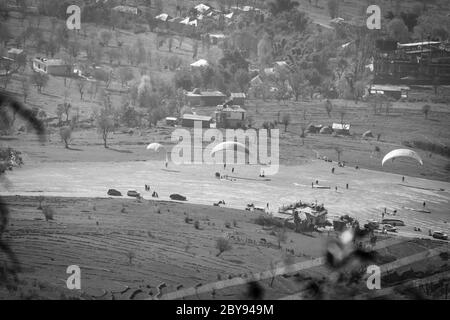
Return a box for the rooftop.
[186,90,226,97]
[33,58,68,66]
[230,93,246,98]
[182,114,212,121]
[8,48,24,54]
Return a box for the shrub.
[216,238,232,257]
[254,215,284,228]
[403,140,450,158]
[225,221,231,229]
[42,206,55,221]
[194,220,200,229]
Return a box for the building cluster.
[374,40,450,85]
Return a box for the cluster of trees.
[383,2,450,42]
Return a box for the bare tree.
[21,76,30,103]
[63,103,72,123]
[76,80,86,101]
[95,108,115,148]
[216,237,232,257]
[281,113,291,132]
[275,227,287,249]
[325,99,333,117]
[59,126,72,149]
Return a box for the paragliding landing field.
[2,159,449,237]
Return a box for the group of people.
[144,184,159,198]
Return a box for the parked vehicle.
[170,194,187,201]
[432,231,448,240]
[382,219,405,226]
[127,190,140,198]
[107,189,122,196]
[383,224,397,232]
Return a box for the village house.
[368,84,410,100]
[332,123,351,135]
[230,93,246,106]
[7,48,25,61]
[32,57,73,76]
[181,114,212,128]
[215,105,247,129]
[185,89,227,107]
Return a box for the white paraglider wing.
[210,141,250,157]
[382,149,423,167]
[146,143,166,153]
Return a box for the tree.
[56,104,65,126]
[0,22,11,46]
[95,108,114,148]
[67,40,80,58]
[21,77,30,103]
[325,99,333,117]
[268,0,299,16]
[281,113,291,132]
[94,69,111,88]
[118,67,134,87]
[215,237,232,257]
[305,69,323,99]
[327,0,340,19]
[106,48,122,65]
[234,69,250,93]
[31,72,49,94]
[289,70,307,101]
[387,18,410,42]
[76,80,86,101]
[120,105,139,127]
[422,104,431,120]
[62,103,72,123]
[275,227,287,249]
[257,34,273,68]
[60,126,72,149]
[100,31,113,47]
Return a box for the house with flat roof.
[185,89,227,107]
[215,105,247,129]
[32,57,73,76]
[181,114,212,128]
[332,123,351,135]
[7,48,25,60]
[368,84,410,100]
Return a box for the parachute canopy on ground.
[146,143,166,153]
[382,149,423,167]
[210,141,250,157]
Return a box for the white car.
[383,224,397,233]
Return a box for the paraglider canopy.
[382,149,423,167]
[210,141,250,157]
[146,143,166,153]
